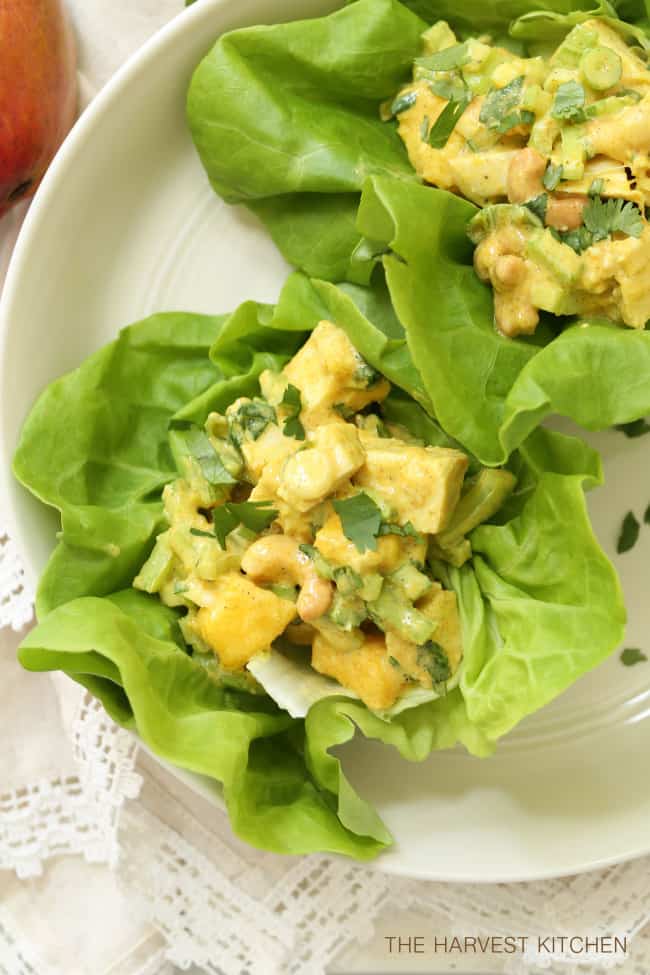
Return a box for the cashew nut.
[545,194,587,230]
[493,254,526,289]
[474,230,539,337]
[507,148,546,204]
[241,535,333,623]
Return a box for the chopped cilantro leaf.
[583,196,643,241]
[543,162,563,191]
[281,383,305,440]
[495,109,534,134]
[212,501,278,548]
[417,640,451,685]
[645,503,650,525]
[388,655,401,669]
[427,93,471,148]
[177,428,236,485]
[227,399,276,446]
[617,511,640,554]
[429,74,467,103]
[415,42,469,72]
[479,76,524,131]
[390,91,417,116]
[229,500,278,534]
[190,527,216,539]
[211,506,241,548]
[525,193,548,222]
[559,226,593,253]
[615,418,650,438]
[621,647,647,666]
[551,81,586,122]
[332,492,383,553]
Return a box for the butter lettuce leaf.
[357,175,650,464]
[14,295,625,859]
[186,0,425,278]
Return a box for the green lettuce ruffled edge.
[13,272,625,859]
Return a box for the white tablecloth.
[3,4,650,974]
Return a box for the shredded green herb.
[583,196,643,241]
[645,503,650,525]
[588,177,604,197]
[281,383,305,440]
[551,80,586,122]
[227,399,276,446]
[495,109,534,134]
[427,93,471,148]
[212,500,278,548]
[621,647,647,666]
[617,511,640,554]
[556,225,593,254]
[479,76,524,131]
[177,428,236,485]
[417,640,451,685]
[543,162,563,191]
[415,42,469,72]
[525,193,548,222]
[615,418,650,438]
[429,74,468,103]
[390,90,417,115]
[332,492,383,553]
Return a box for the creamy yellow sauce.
[391,18,650,335]
[133,320,500,711]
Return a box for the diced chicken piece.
[277,423,365,512]
[240,423,297,483]
[450,148,520,207]
[283,321,390,427]
[354,435,468,533]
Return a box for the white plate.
[1,0,650,883]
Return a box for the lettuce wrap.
[186,0,650,464]
[14,272,625,859]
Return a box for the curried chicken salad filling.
[388,17,650,336]
[133,321,515,714]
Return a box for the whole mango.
[0,0,77,217]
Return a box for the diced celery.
[551,25,599,69]
[559,126,587,180]
[525,229,582,286]
[420,20,457,55]
[368,582,436,645]
[389,562,433,602]
[133,534,174,593]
